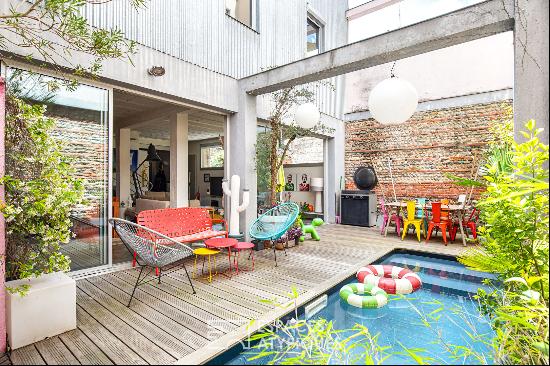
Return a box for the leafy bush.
[1,95,84,284]
[459,120,549,364]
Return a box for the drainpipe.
[0,76,6,354]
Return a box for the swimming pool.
[216,250,497,365]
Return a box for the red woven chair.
[426,202,451,245]
[450,207,479,241]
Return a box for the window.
[307,17,321,57]
[200,144,224,169]
[226,0,253,27]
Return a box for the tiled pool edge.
[175,246,461,365]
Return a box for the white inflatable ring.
[357,264,422,295]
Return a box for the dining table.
[383,201,472,246]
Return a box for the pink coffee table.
[232,242,255,274]
[205,237,237,277]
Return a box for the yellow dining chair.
[402,201,424,242]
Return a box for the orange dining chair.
[434,198,451,237]
[426,202,451,245]
[402,201,424,242]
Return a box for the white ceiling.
[113,90,225,141]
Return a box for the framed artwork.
[285,173,296,191]
[299,173,310,191]
[204,173,211,182]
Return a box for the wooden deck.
[8,225,469,365]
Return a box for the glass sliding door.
[6,68,110,271]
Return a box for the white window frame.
[200,143,225,170]
[306,8,326,57]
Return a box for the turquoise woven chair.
[416,198,429,238]
[249,202,300,266]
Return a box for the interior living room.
[60,88,227,271]
[111,90,226,264]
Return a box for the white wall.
[281,164,324,207]
[345,32,514,113]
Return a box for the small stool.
[193,248,220,283]
[232,242,255,274]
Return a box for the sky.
[348,0,485,42]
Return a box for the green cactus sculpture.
[300,217,324,242]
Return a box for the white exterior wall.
[345,32,514,113]
[82,0,348,118]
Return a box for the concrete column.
[229,90,257,238]
[170,112,189,208]
[325,121,345,224]
[223,115,230,214]
[1,77,7,354]
[514,0,549,144]
[116,128,131,216]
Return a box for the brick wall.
[345,100,512,201]
[51,118,108,220]
[285,136,324,164]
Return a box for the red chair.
[426,202,451,245]
[450,208,479,241]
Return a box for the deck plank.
[76,306,146,365]
[34,337,79,365]
[101,272,227,339]
[76,291,176,364]
[121,270,261,320]
[58,329,114,365]
[116,270,251,325]
[77,280,194,359]
[9,345,45,365]
[111,270,239,333]
[85,276,208,350]
[11,225,467,365]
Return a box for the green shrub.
[459,120,549,364]
[1,95,84,286]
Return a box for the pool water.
[223,251,497,365]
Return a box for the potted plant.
[1,95,84,349]
[286,227,303,247]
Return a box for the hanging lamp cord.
[390,4,402,78]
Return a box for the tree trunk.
[269,121,279,206]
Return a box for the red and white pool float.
[357,265,422,294]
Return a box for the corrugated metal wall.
[83,0,347,117]
[84,0,260,78]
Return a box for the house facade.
[0,0,349,276]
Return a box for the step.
[415,272,493,297]
[383,255,496,284]
[388,253,493,277]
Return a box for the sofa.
[123,191,201,221]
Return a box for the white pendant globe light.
[368,77,418,124]
[294,102,320,129]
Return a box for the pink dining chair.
[380,198,403,236]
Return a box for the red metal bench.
[134,207,227,269]
[137,207,228,243]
